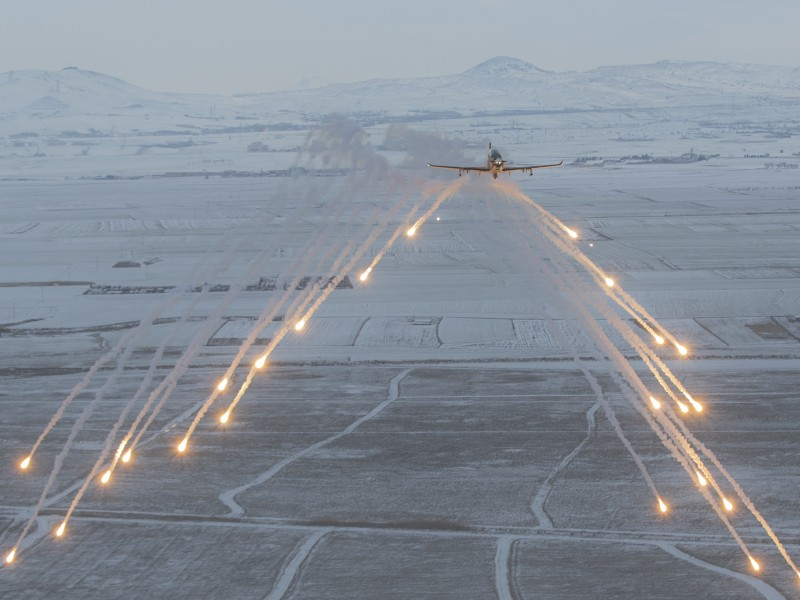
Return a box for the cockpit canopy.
[489,148,502,161]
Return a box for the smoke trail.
[12,318,144,552]
[176,118,408,444]
[21,291,185,466]
[494,182,769,567]
[220,178,467,420]
[126,117,401,449]
[483,189,665,506]
[407,178,466,236]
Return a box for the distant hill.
[2,58,799,135]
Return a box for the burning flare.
[55,522,66,538]
[676,343,688,356]
[20,456,31,470]
[255,355,267,369]
[359,267,372,282]
[723,497,734,511]
[5,548,16,564]
[294,320,306,331]
[649,396,662,410]
[100,470,111,484]
[678,402,689,414]
[122,449,132,463]
[604,276,615,288]
[220,411,230,424]
[566,227,578,239]
[658,498,668,513]
[697,472,708,487]
[749,556,760,571]
[178,438,188,453]
[653,334,665,345]
[406,226,417,237]
[217,378,228,392]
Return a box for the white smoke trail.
[496,182,767,566]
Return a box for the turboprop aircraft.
[428,143,562,179]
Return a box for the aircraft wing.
[427,163,490,174]
[503,161,563,174]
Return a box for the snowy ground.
[1,116,800,598]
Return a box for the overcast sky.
[3,0,799,95]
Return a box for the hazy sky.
[3,0,799,95]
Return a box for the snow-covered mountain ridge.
[2,57,799,135]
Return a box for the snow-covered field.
[2,62,800,598]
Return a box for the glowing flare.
[217,378,228,392]
[115,441,126,459]
[359,269,370,282]
[255,356,266,369]
[654,334,665,345]
[220,411,230,424]
[723,497,734,511]
[604,276,615,288]
[689,398,704,413]
[697,472,708,487]
[5,548,16,564]
[658,498,668,513]
[20,456,31,470]
[649,396,662,410]
[406,226,417,237]
[749,556,760,571]
[55,522,66,538]
[122,449,132,463]
[678,402,689,414]
[178,438,187,453]
[100,470,111,484]
[294,320,306,331]
[676,344,688,356]
[566,227,578,239]
[436,216,440,221]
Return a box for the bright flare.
[678,402,689,414]
[255,356,266,369]
[217,378,228,392]
[178,438,188,453]
[122,449,132,463]
[654,334,665,345]
[749,556,760,571]
[407,226,417,237]
[658,498,668,513]
[5,548,15,564]
[55,522,66,538]
[115,441,126,459]
[604,276,615,288]
[697,472,708,487]
[100,470,111,484]
[689,398,704,413]
[294,320,306,331]
[650,396,662,410]
[566,227,578,239]
[677,344,688,356]
[723,497,734,511]
[359,268,371,282]
[20,456,31,470]
[220,411,230,424]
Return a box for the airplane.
[428,143,562,179]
